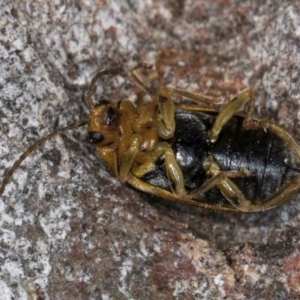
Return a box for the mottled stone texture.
[1,0,300,299]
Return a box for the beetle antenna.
[86,68,123,109]
[0,120,88,197]
[127,62,154,96]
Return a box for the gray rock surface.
[1,0,300,299]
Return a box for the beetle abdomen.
[209,113,300,203]
[143,110,300,205]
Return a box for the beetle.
[1,62,300,213]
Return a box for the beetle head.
[87,100,119,146]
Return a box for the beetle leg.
[214,172,300,213]
[202,156,259,212]
[209,88,255,143]
[161,87,256,143]
[86,68,122,109]
[96,145,119,177]
[188,156,255,211]
[133,142,186,196]
[163,143,186,196]
[252,176,300,211]
[126,173,201,207]
[258,121,300,162]
[132,144,168,178]
[191,169,251,196]
[126,174,244,212]
[119,136,186,197]
[191,156,300,212]
[128,62,154,96]
[118,134,143,181]
[271,123,300,161]
[157,88,176,139]
[189,156,253,209]
[162,87,219,106]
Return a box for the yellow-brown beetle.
[1,62,300,213]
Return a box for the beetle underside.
[87,63,300,213]
[2,63,300,213]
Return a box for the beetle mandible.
[1,62,300,213]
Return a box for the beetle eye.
[87,131,104,144]
[105,107,116,125]
[96,99,110,107]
